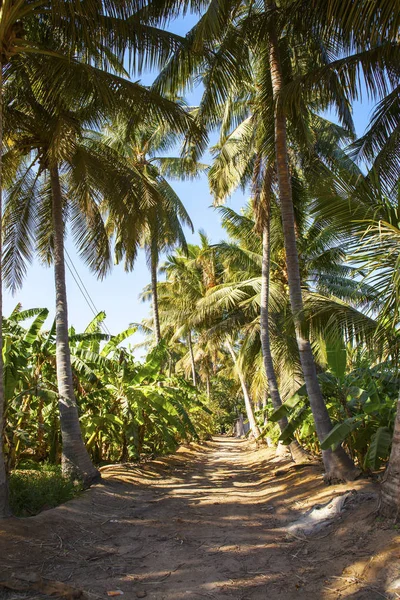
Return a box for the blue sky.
[4,15,375,350]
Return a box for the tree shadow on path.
[0,437,399,600]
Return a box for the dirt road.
[1,437,399,599]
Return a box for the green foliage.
[206,376,245,434]
[255,405,281,445]
[320,418,362,451]
[270,388,307,423]
[3,309,212,469]
[9,466,81,517]
[270,345,399,469]
[364,427,393,470]
[2,0,400,503]
[326,343,347,379]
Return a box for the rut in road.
[0,437,397,600]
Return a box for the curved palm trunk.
[150,240,161,345]
[267,12,357,480]
[0,65,10,517]
[260,220,308,463]
[226,340,261,440]
[380,397,400,517]
[50,166,100,486]
[187,331,197,386]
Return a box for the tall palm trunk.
[267,11,357,480]
[260,210,285,426]
[187,331,197,386]
[260,217,308,463]
[226,340,261,440]
[50,165,100,486]
[380,396,400,517]
[0,65,10,517]
[206,373,211,398]
[150,239,161,345]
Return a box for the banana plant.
[80,341,210,461]
[270,340,400,469]
[3,309,210,468]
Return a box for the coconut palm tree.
[102,118,207,344]
[153,247,203,383]
[155,235,220,384]
[155,234,262,437]
[282,0,400,193]
[262,2,398,474]
[154,7,366,477]
[197,201,383,450]
[4,68,113,485]
[3,53,197,485]
[154,0,400,481]
[0,0,192,517]
[208,65,368,466]
[317,183,400,515]
[260,1,359,479]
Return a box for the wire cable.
[64,250,112,337]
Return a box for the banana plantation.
[0,0,400,598]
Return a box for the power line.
[64,249,100,319]
[64,250,112,337]
[63,255,100,324]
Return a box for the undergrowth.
[9,465,82,517]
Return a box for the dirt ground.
[1,437,400,600]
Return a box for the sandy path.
[1,437,399,600]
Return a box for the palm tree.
[263,0,398,477]
[381,401,400,517]
[0,0,191,516]
[283,0,400,194]
[3,54,197,484]
[4,68,111,484]
[154,0,399,479]
[207,58,366,467]
[102,118,206,344]
[161,234,262,437]
[155,236,219,386]
[197,200,381,446]
[225,337,261,439]
[323,187,400,515]
[267,34,354,478]
[144,203,192,345]
[156,7,366,477]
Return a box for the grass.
[9,465,82,517]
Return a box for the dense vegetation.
[0,0,399,520]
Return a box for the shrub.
[9,466,82,516]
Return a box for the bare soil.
[1,437,400,600]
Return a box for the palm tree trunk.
[187,331,197,386]
[0,64,10,517]
[260,219,308,463]
[267,10,357,480]
[236,413,245,437]
[260,216,286,426]
[226,340,261,440]
[150,240,161,345]
[50,165,100,486]
[380,397,400,517]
